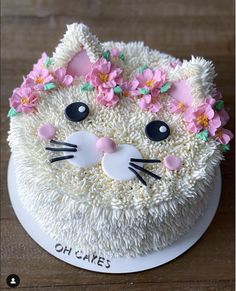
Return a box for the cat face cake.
[8,23,233,257]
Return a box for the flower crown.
[8,26,233,153]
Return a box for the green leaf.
[119,52,125,61]
[139,88,149,95]
[103,50,111,61]
[7,107,18,118]
[113,85,122,94]
[45,57,52,68]
[160,82,171,93]
[214,100,224,112]
[220,144,230,152]
[44,83,57,91]
[196,130,209,142]
[81,82,94,92]
[139,65,148,73]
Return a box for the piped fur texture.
[8,23,224,258]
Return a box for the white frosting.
[8,24,223,258]
[102,144,143,180]
[52,23,102,67]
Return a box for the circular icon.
[6,274,20,288]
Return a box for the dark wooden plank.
[0,281,235,291]
[2,16,234,60]
[1,0,234,17]
[0,211,234,288]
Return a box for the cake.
[8,23,233,258]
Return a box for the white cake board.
[7,155,221,273]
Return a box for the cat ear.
[168,56,216,107]
[52,23,102,77]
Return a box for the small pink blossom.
[184,103,221,136]
[219,108,230,127]
[215,128,233,144]
[170,59,182,68]
[211,88,223,100]
[111,48,120,58]
[135,68,166,90]
[205,97,216,106]
[133,68,167,113]
[209,89,230,127]
[25,67,54,90]
[96,89,119,107]
[121,80,139,97]
[54,67,73,87]
[86,58,123,91]
[169,98,188,114]
[138,94,162,113]
[9,86,38,114]
[33,52,48,70]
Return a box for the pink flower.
[121,80,139,97]
[111,48,120,58]
[219,108,230,127]
[54,67,73,87]
[170,59,182,68]
[209,89,230,127]
[215,128,233,144]
[211,88,223,100]
[135,68,166,90]
[169,98,188,114]
[25,67,54,90]
[138,94,162,113]
[86,58,123,91]
[96,89,119,107]
[205,97,216,106]
[33,52,48,70]
[184,103,221,136]
[9,87,38,114]
[133,68,167,113]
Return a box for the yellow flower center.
[215,130,223,138]
[21,97,28,104]
[35,77,44,84]
[98,73,109,83]
[178,101,185,112]
[197,114,209,128]
[123,91,130,97]
[145,79,155,87]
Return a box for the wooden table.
[1,1,234,290]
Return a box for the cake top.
[8,23,232,208]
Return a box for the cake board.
[7,155,221,273]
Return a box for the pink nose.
[96,137,117,153]
[163,155,182,171]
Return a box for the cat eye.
[145,120,170,141]
[65,102,89,122]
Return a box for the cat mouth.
[45,131,164,186]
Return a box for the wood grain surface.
[1,0,235,290]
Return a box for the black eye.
[65,102,89,122]
[145,120,170,141]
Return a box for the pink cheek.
[37,123,56,141]
[163,155,182,171]
[96,137,117,154]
